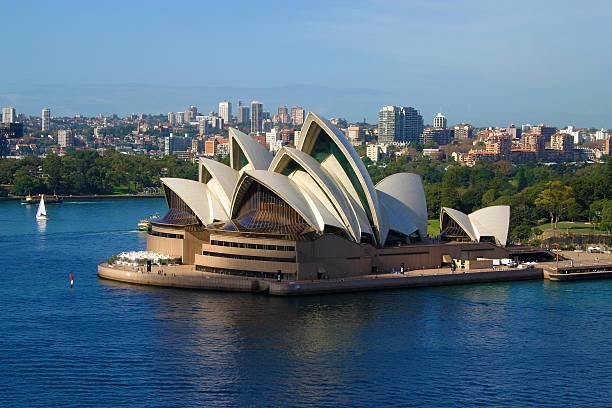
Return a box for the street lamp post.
[552,243,559,274]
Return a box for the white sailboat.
[36,194,48,220]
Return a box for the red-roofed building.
[251,135,266,147]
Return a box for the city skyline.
[1,1,611,127]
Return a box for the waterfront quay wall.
[269,268,543,296]
[97,262,261,292]
[98,262,542,296]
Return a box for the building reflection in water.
[97,281,438,405]
[99,280,562,406]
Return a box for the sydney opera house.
[144,113,511,282]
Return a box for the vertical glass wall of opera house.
[155,185,200,227]
[149,182,311,280]
[146,186,200,264]
[194,182,316,280]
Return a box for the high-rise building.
[278,106,289,124]
[204,139,218,156]
[366,144,380,162]
[174,112,185,126]
[522,133,547,159]
[251,101,263,134]
[485,135,511,158]
[188,106,198,118]
[433,112,447,129]
[164,134,192,156]
[184,109,193,123]
[238,105,250,123]
[168,112,175,124]
[403,107,424,143]
[2,107,16,124]
[294,130,302,146]
[191,138,204,155]
[378,106,423,144]
[211,117,224,129]
[378,106,402,144]
[42,108,50,131]
[420,127,453,146]
[532,125,556,139]
[560,126,584,144]
[550,133,574,152]
[347,125,365,144]
[290,106,305,125]
[219,101,232,123]
[453,124,473,139]
[262,119,273,133]
[595,128,609,141]
[57,129,75,147]
[198,119,210,136]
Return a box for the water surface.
[1,199,611,407]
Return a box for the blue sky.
[1,0,611,127]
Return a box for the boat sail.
[36,194,48,220]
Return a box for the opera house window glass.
[156,185,199,226]
[234,183,312,236]
[440,215,471,242]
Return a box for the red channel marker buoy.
[70,273,74,289]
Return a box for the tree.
[511,224,532,242]
[515,168,528,191]
[459,189,482,213]
[13,171,45,195]
[534,181,576,231]
[481,189,497,207]
[440,186,460,210]
[425,184,442,219]
[599,199,612,233]
[43,153,62,193]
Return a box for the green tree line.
[0,150,197,196]
[366,156,612,239]
[2,151,611,239]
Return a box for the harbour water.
[1,199,612,407]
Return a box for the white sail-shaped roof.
[161,178,227,224]
[376,173,428,238]
[229,128,273,172]
[156,112,443,248]
[198,157,239,215]
[318,154,374,239]
[377,190,419,238]
[289,170,348,234]
[440,205,510,246]
[269,146,361,241]
[440,207,476,241]
[297,112,387,245]
[231,170,318,232]
[469,206,510,246]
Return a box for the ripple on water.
[1,200,612,407]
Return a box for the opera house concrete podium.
[99,113,514,293]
